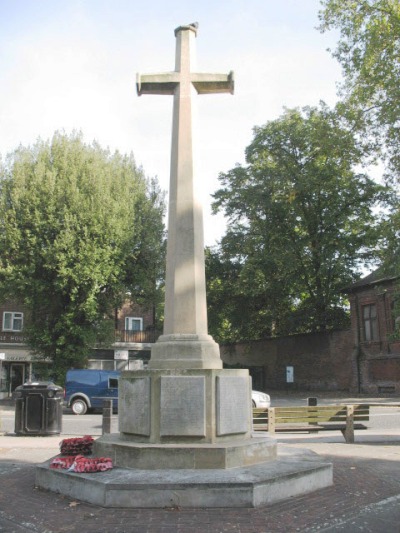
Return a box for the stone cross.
[137,23,233,369]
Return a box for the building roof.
[343,266,399,293]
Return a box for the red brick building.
[345,269,400,394]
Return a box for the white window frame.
[3,312,24,332]
[125,317,143,331]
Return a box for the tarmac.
[0,395,399,532]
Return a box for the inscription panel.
[119,377,151,436]
[216,376,249,435]
[160,376,206,436]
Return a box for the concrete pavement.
[0,396,399,532]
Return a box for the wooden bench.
[253,404,370,443]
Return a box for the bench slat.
[252,404,370,443]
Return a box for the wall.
[220,329,354,392]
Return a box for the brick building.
[0,300,32,398]
[88,300,160,371]
[0,299,160,398]
[345,269,400,394]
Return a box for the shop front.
[0,351,44,399]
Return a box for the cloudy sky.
[0,0,342,245]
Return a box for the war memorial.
[36,23,332,508]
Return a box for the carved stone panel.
[216,375,249,435]
[119,377,151,436]
[160,376,206,436]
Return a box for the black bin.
[14,382,63,436]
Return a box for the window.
[108,378,119,389]
[125,317,143,331]
[391,298,400,334]
[362,304,378,341]
[3,312,23,332]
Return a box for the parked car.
[64,369,120,415]
[251,390,271,408]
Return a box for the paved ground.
[0,394,399,532]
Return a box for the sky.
[0,0,343,245]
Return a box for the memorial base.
[36,444,333,508]
[35,366,333,507]
[93,434,276,469]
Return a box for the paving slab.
[1,395,399,531]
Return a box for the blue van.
[64,369,120,415]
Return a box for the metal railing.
[114,329,161,344]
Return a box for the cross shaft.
[137,23,233,368]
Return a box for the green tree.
[206,247,247,343]
[120,176,166,329]
[211,106,390,339]
[319,1,400,311]
[0,132,165,380]
[206,246,293,342]
[319,0,400,180]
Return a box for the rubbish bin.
[14,381,63,436]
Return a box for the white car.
[251,390,271,408]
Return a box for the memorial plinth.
[94,368,276,470]
[35,23,333,508]
[149,334,222,369]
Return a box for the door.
[10,364,25,394]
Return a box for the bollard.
[308,397,318,427]
[102,399,113,435]
[344,405,355,443]
[267,407,276,434]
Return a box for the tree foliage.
[319,0,400,306]
[319,0,400,181]
[0,132,165,379]
[210,106,391,340]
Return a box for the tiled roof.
[343,266,399,293]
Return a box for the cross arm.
[191,71,234,95]
[136,72,180,96]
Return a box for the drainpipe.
[353,293,362,393]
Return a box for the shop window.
[2,312,23,332]
[125,317,143,331]
[362,304,378,341]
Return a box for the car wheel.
[252,400,256,408]
[71,398,88,415]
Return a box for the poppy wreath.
[49,456,75,469]
[59,435,94,455]
[50,454,113,472]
